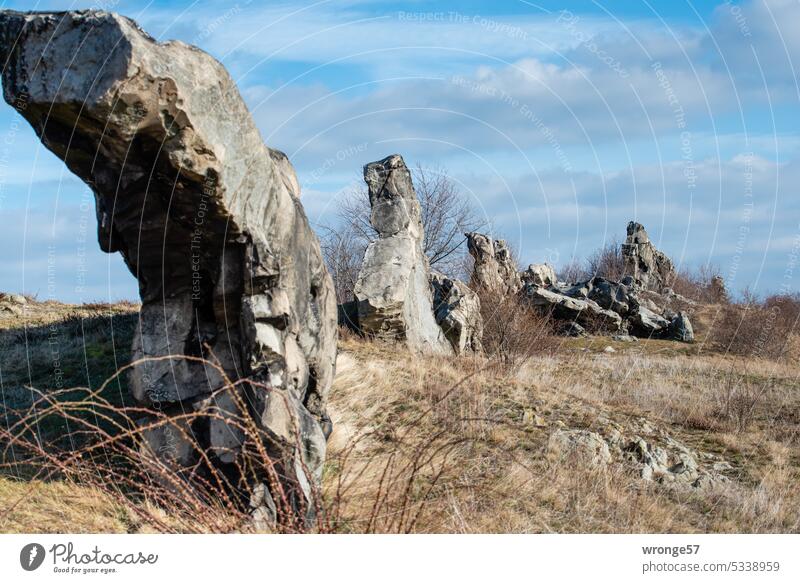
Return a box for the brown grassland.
[0,298,798,533]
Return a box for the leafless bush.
[713,366,770,433]
[707,291,800,360]
[0,355,331,533]
[476,286,556,367]
[319,164,486,300]
[557,259,588,284]
[672,264,726,303]
[585,237,625,281]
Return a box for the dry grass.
[323,335,800,533]
[1,301,798,533]
[0,477,130,533]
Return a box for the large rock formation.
[465,224,696,342]
[353,155,452,354]
[0,10,336,525]
[466,232,521,292]
[522,263,557,288]
[526,286,622,331]
[621,222,675,292]
[430,271,483,354]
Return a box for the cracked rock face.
[522,263,557,288]
[622,222,676,292]
[354,154,452,354]
[430,271,483,354]
[466,232,521,293]
[547,429,612,466]
[668,311,694,342]
[526,286,623,331]
[0,10,336,524]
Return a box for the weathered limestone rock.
[353,154,452,354]
[526,286,623,331]
[522,263,557,288]
[596,417,730,489]
[586,278,636,317]
[628,306,670,337]
[548,429,611,466]
[565,277,637,317]
[0,292,26,305]
[0,292,26,315]
[668,311,694,342]
[621,222,675,292]
[430,271,483,354]
[0,10,337,524]
[466,232,521,293]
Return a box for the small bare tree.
[320,164,485,302]
[585,236,625,281]
[557,258,588,284]
[319,224,367,305]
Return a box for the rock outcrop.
[621,222,676,292]
[548,429,612,466]
[465,224,695,341]
[466,232,521,293]
[521,263,557,288]
[0,10,337,525]
[526,286,623,331]
[667,311,694,342]
[353,155,452,354]
[549,417,733,490]
[627,306,671,337]
[430,271,483,354]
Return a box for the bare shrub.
[706,291,800,360]
[672,264,726,303]
[476,286,556,367]
[585,237,625,281]
[319,225,365,304]
[0,355,330,533]
[712,367,770,433]
[557,258,588,284]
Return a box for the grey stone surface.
[526,286,623,331]
[430,271,483,354]
[521,263,557,288]
[710,275,728,302]
[561,321,587,337]
[0,9,337,523]
[354,154,452,354]
[668,311,694,342]
[548,429,612,466]
[621,222,676,292]
[466,232,521,293]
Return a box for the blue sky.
[1,0,799,302]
